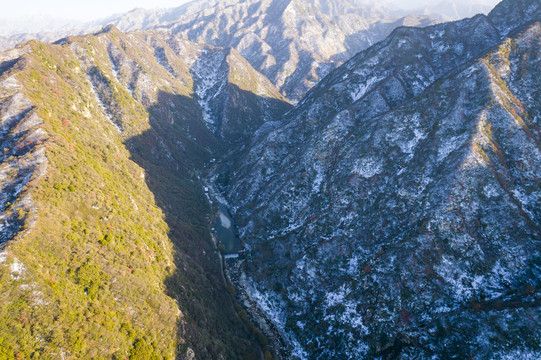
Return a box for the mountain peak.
[489,0,541,36]
[97,23,121,35]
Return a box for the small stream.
[215,203,243,254]
[204,179,292,359]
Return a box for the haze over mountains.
[1,0,498,100]
[0,0,498,36]
[0,0,539,359]
[389,0,499,20]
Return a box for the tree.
[129,339,159,360]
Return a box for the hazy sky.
[1,0,501,23]
[2,0,191,22]
[389,0,498,8]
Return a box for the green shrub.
[76,261,108,299]
[129,339,159,360]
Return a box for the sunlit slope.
[0,24,290,360]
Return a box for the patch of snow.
[495,349,541,360]
[438,134,467,162]
[130,196,139,211]
[88,81,123,133]
[0,76,22,91]
[436,43,450,53]
[219,211,231,229]
[436,255,474,301]
[0,251,25,279]
[486,259,518,297]
[191,49,227,131]
[108,54,120,82]
[352,156,383,178]
[324,284,351,308]
[241,273,308,358]
[295,257,318,281]
[241,275,286,328]
[483,184,500,198]
[401,127,427,156]
[512,188,535,219]
[434,305,453,314]
[351,76,382,102]
[312,162,324,193]
[290,340,309,360]
[430,30,445,40]
[347,256,359,275]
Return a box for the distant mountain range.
[0,15,83,37]
[389,0,499,20]
[1,0,498,101]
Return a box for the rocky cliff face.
[0,25,289,359]
[227,0,541,358]
[0,47,48,247]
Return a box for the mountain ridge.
[0,23,291,359]
[0,0,501,102]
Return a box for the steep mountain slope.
[0,25,290,359]
[186,44,291,144]
[226,0,541,358]
[0,47,48,249]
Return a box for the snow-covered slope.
[226,0,541,358]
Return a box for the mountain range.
[0,0,539,359]
[389,0,499,20]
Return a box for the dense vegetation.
[0,25,289,359]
